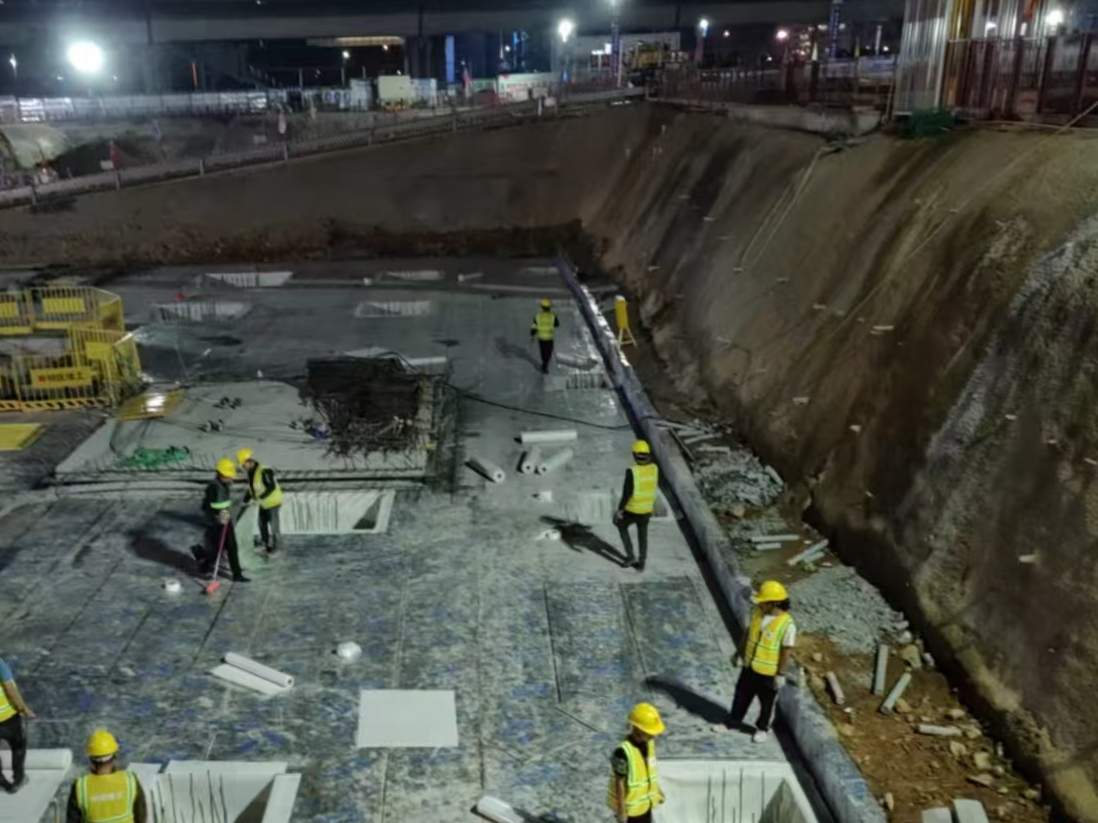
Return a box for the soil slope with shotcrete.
[1,104,1098,821]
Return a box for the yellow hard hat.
[627,702,665,736]
[216,459,236,478]
[540,298,551,308]
[753,580,789,604]
[632,440,651,455]
[86,729,119,759]
[236,448,254,466]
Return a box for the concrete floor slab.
[0,263,789,822]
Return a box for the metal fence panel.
[895,0,957,114]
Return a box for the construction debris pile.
[789,566,907,655]
[693,447,784,512]
[305,357,422,458]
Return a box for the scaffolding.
[0,286,142,412]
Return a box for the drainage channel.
[557,258,881,823]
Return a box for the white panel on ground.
[657,760,818,823]
[206,271,294,288]
[154,301,252,322]
[354,300,432,318]
[279,490,394,535]
[0,749,73,823]
[157,760,298,823]
[562,490,674,524]
[356,690,459,748]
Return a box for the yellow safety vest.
[251,463,283,510]
[0,681,15,723]
[76,770,137,823]
[533,311,556,341]
[607,739,660,817]
[745,609,793,677]
[625,464,659,515]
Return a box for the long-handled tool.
[204,522,229,596]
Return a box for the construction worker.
[722,580,796,742]
[530,298,560,374]
[237,448,283,554]
[608,703,666,823]
[613,440,659,572]
[194,459,248,583]
[0,654,34,794]
[67,729,148,823]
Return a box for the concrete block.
[954,798,991,823]
[922,808,952,823]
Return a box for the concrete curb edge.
[557,259,886,823]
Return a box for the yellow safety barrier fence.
[0,287,126,336]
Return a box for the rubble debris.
[1022,789,1040,802]
[694,448,785,509]
[900,644,924,670]
[792,396,811,405]
[750,534,799,544]
[873,644,890,695]
[962,724,983,740]
[949,741,968,758]
[1018,554,1038,564]
[754,543,783,551]
[883,792,895,812]
[787,539,829,567]
[917,725,962,737]
[973,752,993,770]
[825,672,846,706]
[923,652,936,669]
[895,698,913,715]
[968,774,996,789]
[790,566,907,654]
[880,672,913,715]
[946,708,967,721]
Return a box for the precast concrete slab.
[0,261,798,823]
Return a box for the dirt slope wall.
[583,111,1098,822]
[1,104,1098,819]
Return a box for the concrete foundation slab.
[659,759,819,823]
[0,749,72,823]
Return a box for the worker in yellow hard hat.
[192,459,248,583]
[613,440,659,572]
[0,654,34,794]
[721,580,795,742]
[237,448,284,555]
[608,702,666,823]
[530,297,560,374]
[67,729,148,823]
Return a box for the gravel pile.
[695,449,784,509]
[789,566,907,655]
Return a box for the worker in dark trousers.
[608,703,666,823]
[722,580,795,743]
[237,448,284,555]
[0,655,34,794]
[614,440,659,572]
[68,729,148,823]
[530,298,560,374]
[192,459,249,583]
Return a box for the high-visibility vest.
[625,464,659,515]
[744,609,793,677]
[251,464,283,510]
[533,311,556,341]
[606,739,660,817]
[0,680,15,723]
[76,770,137,823]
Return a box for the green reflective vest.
[533,311,556,341]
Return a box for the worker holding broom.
[237,447,283,555]
[191,459,249,583]
[67,729,148,823]
[722,580,795,743]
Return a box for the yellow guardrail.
[0,288,142,412]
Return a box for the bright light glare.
[1046,8,1064,26]
[558,18,575,42]
[776,28,790,41]
[698,18,709,33]
[7,55,14,69]
[342,50,350,59]
[723,30,730,37]
[882,45,890,52]
[382,44,390,51]
[67,41,104,73]
[985,21,997,31]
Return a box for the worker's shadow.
[540,516,630,568]
[645,675,729,725]
[494,337,541,370]
[127,529,199,575]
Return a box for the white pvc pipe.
[224,653,295,688]
[468,456,506,483]
[519,447,542,475]
[536,448,574,475]
[519,429,578,445]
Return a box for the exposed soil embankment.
[2,104,1098,820]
